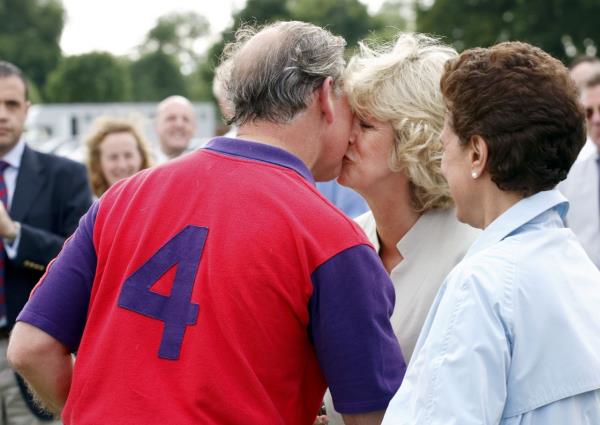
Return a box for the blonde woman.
[324,33,479,423]
[85,117,153,197]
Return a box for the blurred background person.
[85,117,152,198]
[0,60,92,424]
[323,33,479,424]
[383,41,600,424]
[569,55,600,160]
[154,95,197,163]
[560,72,600,268]
[569,55,600,88]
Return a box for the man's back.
[24,138,401,424]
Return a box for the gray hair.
[221,21,347,126]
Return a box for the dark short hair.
[222,21,346,126]
[441,41,586,197]
[0,61,28,99]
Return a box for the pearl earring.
[471,171,478,179]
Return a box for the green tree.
[416,0,600,61]
[141,11,210,74]
[191,0,384,101]
[130,51,187,101]
[0,0,65,91]
[289,0,375,48]
[232,0,292,26]
[45,52,131,102]
[368,0,410,44]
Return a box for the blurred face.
[338,115,396,193]
[582,84,600,150]
[155,100,196,158]
[570,62,600,89]
[440,117,476,225]
[313,93,354,181]
[99,131,143,187]
[0,76,29,156]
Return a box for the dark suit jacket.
[5,144,92,419]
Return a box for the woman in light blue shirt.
[382,42,600,424]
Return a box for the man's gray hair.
[221,21,347,126]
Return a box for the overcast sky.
[60,0,385,56]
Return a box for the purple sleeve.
[17,201,99,352]
[309,244,406,414]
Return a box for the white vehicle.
[25,102,216,162]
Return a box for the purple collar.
[204,137,315,185]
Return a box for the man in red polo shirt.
[8,21,405,425]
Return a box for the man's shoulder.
[26,145,86,174]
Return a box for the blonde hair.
[85,116,153,197]
[344,33,457,212]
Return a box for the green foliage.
[289,0,374,48]
[416,0,600,61]
[130,51,187,101]
[190,0,387,105]
[367,0,409,44]
[45,52,131,102]
[25,78,43,104]
[0,0,64,91]
[141,11,210,73]
[232,0,292,26]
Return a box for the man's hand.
[0,202,18,240]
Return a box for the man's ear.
[317,76,335,124]
[468,135,489,177]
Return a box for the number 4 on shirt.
[118,225,208,360]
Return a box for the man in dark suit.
[0,61,92,423]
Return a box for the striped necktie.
[0,160,10,324]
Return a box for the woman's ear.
[468,135,488,178]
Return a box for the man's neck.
[236,120,318,171]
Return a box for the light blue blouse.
[382,189,600,425]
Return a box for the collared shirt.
[559,150,600,268]
[0,138,25,257]
[18,137,405,424]
[316,181,368,218]
[382,189,600,425]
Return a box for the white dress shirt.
[0,139,26,257]
[559,150,600,268]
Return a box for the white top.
[559,150,600,268]
[324,208,479,425]
[382,190,600,425]
[0,138,26,208]
[0,138,26,258]
[576,138,596,162]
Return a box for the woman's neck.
[363,180,421,273]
